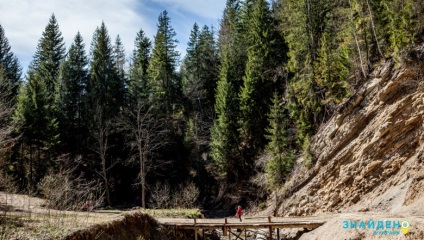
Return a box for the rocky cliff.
[277,45,424,217]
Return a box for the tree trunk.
[102,156,111,206]
[366,0,383,57]
[348,0,367,78]
[140,148,146,208]
[30,144,33,189]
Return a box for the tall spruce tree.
[210,56,239,181]
[380,0,415,60]
[88,22,122,115]
[59,32,88,155]
[239,0,279,155]
[183,24,219,111]
[129,29,151,104]
[14,68,59,189]
[265,92,292,188]
[183,23,201,106]
[198,25,219,108]
[13,14,65,188]
[32,14,66,101]
[218,0,248,92]
[280,0,325,145]
[87,22,124,206]
[0,24,22,104]
[113,35,127,104]
[183,24,219,184]
[0,64,14,157]
[211,0,244,182]
[148,10,180,116]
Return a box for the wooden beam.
[229,229,245,240]
[163,221,324,230]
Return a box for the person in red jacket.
[235,205,243,222]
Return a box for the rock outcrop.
[278,45,424,216]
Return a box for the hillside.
[265,45,424,236]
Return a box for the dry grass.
[0,192,109,239]
[0,191,201,239]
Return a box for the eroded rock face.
[279,46,424,216]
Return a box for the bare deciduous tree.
[90,104,115,206]
[38,155,104,211]
[149,181,171,209]
[119,100,167,208]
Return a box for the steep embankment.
[278,45,424,217]
[64,212,165,240]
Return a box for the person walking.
[236,205,243,222]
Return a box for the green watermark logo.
[342,219,410,235]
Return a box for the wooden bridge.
[158,216,325,240]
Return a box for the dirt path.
[2,192,424,239]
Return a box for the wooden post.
[227,217,230,240]
[223,217,228,236]
[194,218,198,240]
[268,216,273,240]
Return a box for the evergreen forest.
[1,0,423,212]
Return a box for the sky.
[0,0,227,74]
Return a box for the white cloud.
[151,0,226,20]
[0,0,226,72]
[150,0,226,59]
[0,0,155,71]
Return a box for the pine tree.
[183,24,219,181]
[12,15,65,188]
[265,92,293,188]
[380,0,415,60]
[113,35,127,104]
[14,68,59,188]
[218,0,246,92]
[59,32,88,155]
[0,24,22,104]
[88,22,121,115]
[239,0,276,150]
[211,0,244,182]
[314,30,351,104]
[198,25,219,108]
[183,23,201,106]
[148,10,180,116]
[87,22,124,206]
[280,0,326,145]
[129,29,151,104]
[210,54,239,181]
[0,64,13,145]
[183,24,219,125]
[32,14,65,102]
